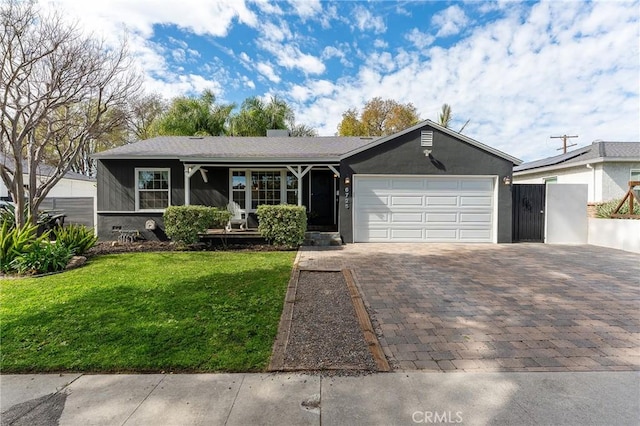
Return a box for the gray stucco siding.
[339,125,514,243]
[602,162,640,201]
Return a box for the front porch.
[183,162,341,231]
[200,228,342,246]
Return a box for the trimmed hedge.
[163,206,231,245]
[256,204,307,248]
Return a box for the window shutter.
[421,131,433,147]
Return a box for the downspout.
[586,164,595,202]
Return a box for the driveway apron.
[297,244,640,372]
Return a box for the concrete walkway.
[2,372,638,425]
[297,244,640,372]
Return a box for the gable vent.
[421,130,433,147]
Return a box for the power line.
[551,134,578,154]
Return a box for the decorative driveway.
[297,244,640,372]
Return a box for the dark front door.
[309,170,335,229]
[512,184,546,242]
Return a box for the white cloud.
[322,45,352,67]
[258,40,326,75]
[287,0,322,20]
[432,5,469,37]
[260,20,292,42]
[253,0,284,15]
[405,28,435,50]
[373,39,388,49]
[352,5,386,34]
[42,0,257,39]
[242,76,256,89]
[256,62,281,83]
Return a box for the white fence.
[588,218,640,253]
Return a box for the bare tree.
[0,1,140,226]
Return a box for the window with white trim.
[230,169,298,211]
[231,171,247,209]
[136,168,170,210]
[286,172,298,205]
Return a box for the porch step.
[303,231,343,246]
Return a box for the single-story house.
[513,141,640,203]
[93,120,521,243]
[0,153,97,227]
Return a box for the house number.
[344,186,350,209]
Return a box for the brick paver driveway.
[297,244,640,372]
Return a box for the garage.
[339,120,520,243]
[353,175,496,242]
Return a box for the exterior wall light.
[344,177,350,185]
[503,176,512,185]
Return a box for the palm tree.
[438,103,452,128]
[229,96,294,136]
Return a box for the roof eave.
[513,156,640,175]
[94,154,341,163]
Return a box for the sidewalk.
[2,371,638,425]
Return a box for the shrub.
[53,224,97,255]
[596,198,640,218]
[163,205,231,245]
[256,205,307,249]
[0,221,46,273]
[10,241,73,275]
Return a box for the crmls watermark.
[412,411,463,424]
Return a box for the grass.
[0,251,296,373]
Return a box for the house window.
[230,169,298,211]
[136,168,170,210]
[251,171,281,209]
[286,172,298,204]
[544,176,557,184]
[232,171,247,209]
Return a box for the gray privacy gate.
[39,197,94,228]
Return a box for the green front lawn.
[0,251,296,373]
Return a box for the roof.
[92,136,376,161]
[341,119,522,165]
[0,153,95,181]
[514,141,640,173]
[94,122,522,165]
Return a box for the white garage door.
[353,175,496,243]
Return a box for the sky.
[38,0,639,162]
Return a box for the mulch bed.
[279,271,378,373]
[85,241,287,257]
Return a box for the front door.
[309,170,336,229]
[512,184,546,242]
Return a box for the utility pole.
[551,134,578,154]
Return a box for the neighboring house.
[513,141,640,203]
[0,153,97,227]
[93,120,521,243]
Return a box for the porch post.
[297,166,303,206]
[184,164,203,206]
[184,164,191,206]
[286,165,313,206]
